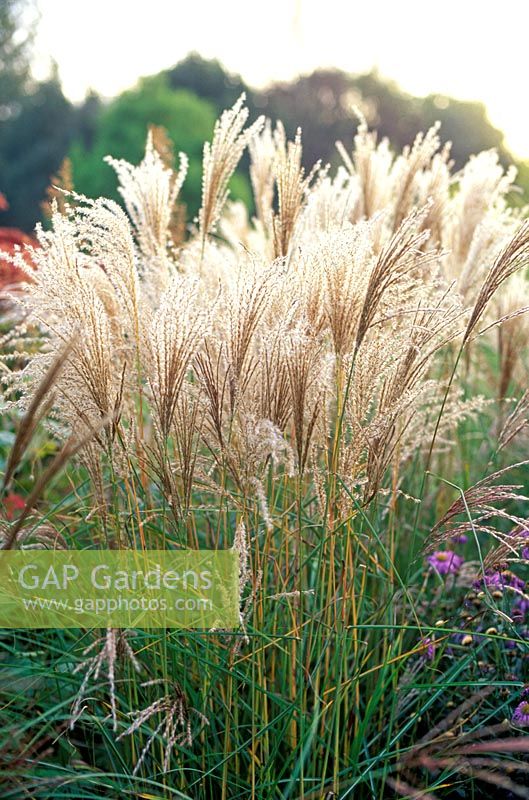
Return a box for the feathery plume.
[199,95,264,248]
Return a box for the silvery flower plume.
[117,678,209,775]
[70,628,143,732]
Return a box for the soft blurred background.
[1,0,529,234]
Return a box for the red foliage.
[2,492,25,520]
[0,193,36,291]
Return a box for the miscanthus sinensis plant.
[3,98,529,798]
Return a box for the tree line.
[1,0,527,233]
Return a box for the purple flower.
[506,628,529,648]
[512,700,529,726]
[428,550,463,575]
[420,636,436,660]
[476,570,526,592]
[450,534,468,545]
[514,597,529,617]
[517,527,529,559]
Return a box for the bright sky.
[33,0,529,157]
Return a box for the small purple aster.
[514,596,529,617]
[481,571,503,589]
[506,627,529,647]
[517,527,529,559]
[509,572,526,591]
[477,570,526,592]
[420,636,436,660]
[428,550,463,575]
[512,700,529,726]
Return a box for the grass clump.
[2,98,529,798]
